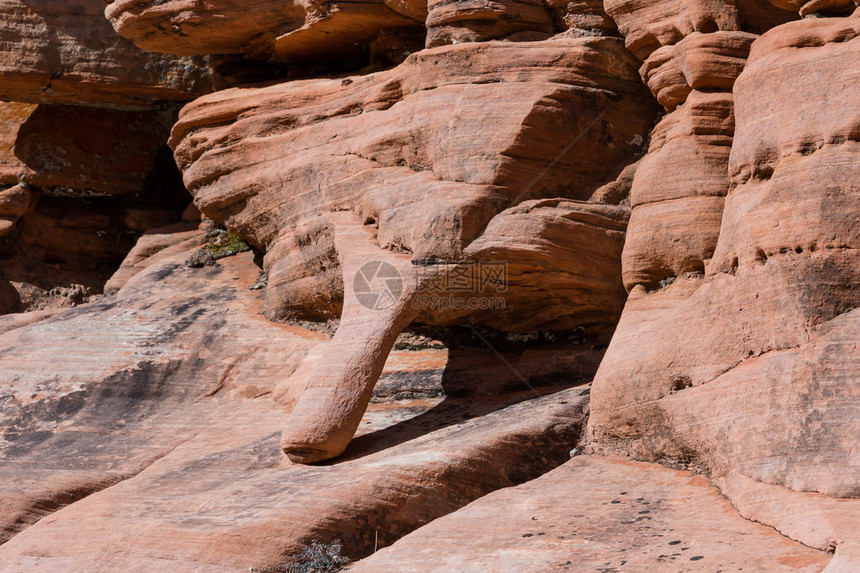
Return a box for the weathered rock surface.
[546,0,618,34]
[106,0,418,67]
[460,198,629,332]
[351,456,832,572]
[101,222,206,295]
[604,0,742,60]
[0,386,589,571]
[0,103,32,182]
[771,0,859,16]
[271,3,421,65]
[0,101,190,310]
[0,0,853,568]
[170,36,655,461]
[171,38,654,329]
[0,277,19,314]
[622,90,735,289]
[0,227,602,569]
[616,24,753,292]
[0,244,318,541]
[0,0,213,108]
[588,9,860,555]
[613,3,757,292]
[425,0,557,47]
[639,31,756,109]
[604,0,801,59]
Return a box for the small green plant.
[201,232,250,259]
[186,231,251,268]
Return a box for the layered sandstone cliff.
[0,0,856,570]
[0,0,215,310]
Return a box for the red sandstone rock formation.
[352,456,832,571]
[588,7,860,558]
[0,101,191,310]
[0,230,599,566]
[105,0,420,66]
[0,0,213,107]
[169,36,656,461]
[0,1,215,310]
[425,0,557,46]
[0,0,856,568]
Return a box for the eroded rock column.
[588,2,860,553]
[279,212,423,462]
[604,0,757,288]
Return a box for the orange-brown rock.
[171,38,654,327]
[0,385,589,570]
[459,199,629,335]
[1,103,36,239]
[385,0,430,21]
[0,103,33,183]
[351,456,832,572]
[0,0,852,568]
[279,199,629,462]
[622,90,735,289]
[604,0,805,58]
[604,0,741,60]
[0,0,213,108]
[0,245,317,546]
[424,0,617,48]
[609,4,757,292]
[640,31,756,109]
[278,211,425,462]
[0,228,601,567]
[0,184,31,240]
[105,0,305,56]
[711,10,859,280]
[546,0,618,33]
[0,100,191,308]
[425,0,556,47]
[272,2,421,64]
[587,10,860,555]
[771,0,859,16]
[106,0,418,66]
[101,222,207,295]
[170,37,655,461]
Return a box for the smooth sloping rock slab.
[351,455,832,572]
[0,387,589,571]
[0,248,321,544]
[0,227,598,570]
